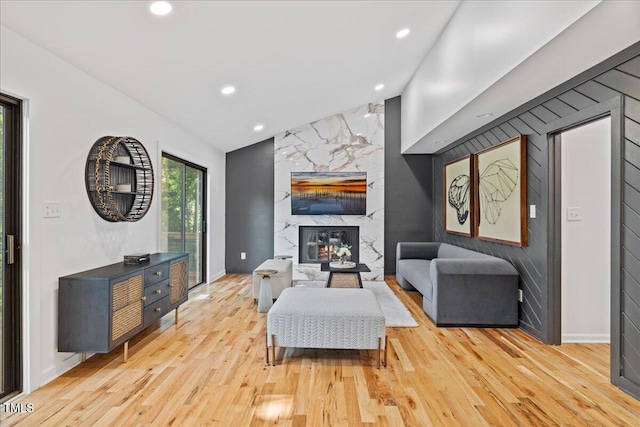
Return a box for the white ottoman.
[252,259,293,300]
[266,287,387,368]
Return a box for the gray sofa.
[396,242,519,327]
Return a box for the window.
[161,154,206,289]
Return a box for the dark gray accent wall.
[432,44,640,348]
[225,138,274,273]
[384,96,434,274]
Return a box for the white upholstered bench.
[252,259,293,301]
[266,287,387,368]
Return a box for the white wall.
[561,117,611,343]
[0,26,226,392]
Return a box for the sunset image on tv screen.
[291,172,366,215]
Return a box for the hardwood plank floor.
[3,275,639,426]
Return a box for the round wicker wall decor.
[85,136,154,222]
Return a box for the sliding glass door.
[1,93,22,401]
[161,154,206,289]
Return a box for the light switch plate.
[567,206,582,221]
[529,205,536,218]
[241,252,246,260]
[43,201,62,218]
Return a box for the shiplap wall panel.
[626,206,640,237]
[575,80,619,102]
[625,273,640,316]
[434,53,640,348]
[543,98,578,117]
[618,56,640,77]
[626,184,640,214]
[596,70,640,100]
[557,90,598,111]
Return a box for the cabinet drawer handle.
[169,284,175,288]
[155,307,162,312]
[141,296,147,301]
[155,271,162,276]
[155,289,162,294]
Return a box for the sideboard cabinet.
[58,253,188,362]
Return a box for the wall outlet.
[43,201,62,218]
[241,252,246,260]
[518,289,523,302]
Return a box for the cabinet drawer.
[144,296,169,325]
[144,263,170,287]
[144,279,169,306]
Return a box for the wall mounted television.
[291,172,367,215]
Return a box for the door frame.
[160,152,207,288]
[0,93,23,401]
[544,96,627,392]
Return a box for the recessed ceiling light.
[221,86,235,96]
[253,124,264,132]
[396,28,410,39]
[150,1,172,16]
[374,84,384,91]
[476,113,493,118]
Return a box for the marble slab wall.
[274,102,385,281]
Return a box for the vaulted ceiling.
[2,1,635,154]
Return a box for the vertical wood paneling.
[434,54,640,352]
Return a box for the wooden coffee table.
[320,263,370,288]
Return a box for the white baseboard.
[562,333,610,343]
[209,269,226,283]
[39,353,91,389]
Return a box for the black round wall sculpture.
[85,136,154,222]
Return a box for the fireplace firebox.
[299,226,359,264]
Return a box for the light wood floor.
[3,275,640,426]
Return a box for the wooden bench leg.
[271,335,277,366]
[265,333,269,365]
[384,335,388,367]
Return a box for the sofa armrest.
[429,258,519,326]
[396,242,440,261]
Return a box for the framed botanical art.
[444,154,473,236]
[474,135,528,246]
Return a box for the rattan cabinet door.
[168,257,188,308]
[110,273,144,346]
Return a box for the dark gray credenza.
[58,253,188,362]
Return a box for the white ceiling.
[1,1,637,154]
[0,0,460,153]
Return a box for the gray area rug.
[294,280,418,327]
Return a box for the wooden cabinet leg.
[175,307,179,324]
[81,352,87,362]
[123,341,129,363]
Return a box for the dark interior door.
[1,93,22,401]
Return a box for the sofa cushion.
[397,259,433,301]
[253,259,292,278]
[437,243,492,259]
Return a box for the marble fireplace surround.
[274,102,385,281]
